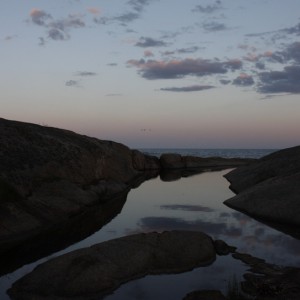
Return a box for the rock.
[160,153,185,169]
[0,118,156,258]
[183,290,226,300]
[214,239,236,256]
[132,150,160,171]
[160,153,255,170]
[224,146,300,227]
[224,145,300,194]
[8,231,216,300]
[232,251,300,299]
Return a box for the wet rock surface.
[224,146,300,227]
[8,231,216,300]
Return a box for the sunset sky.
[1,0,300,148]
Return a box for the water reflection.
[160,204,214,212]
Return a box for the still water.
[1,167,300,299]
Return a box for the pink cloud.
[87,7,101,15]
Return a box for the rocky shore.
[0,117,253,263]
[2,117,299,299]
[224,145,300,228]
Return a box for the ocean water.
[139,148,277,159]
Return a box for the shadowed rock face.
[224,146,300,227]
[0,118,159,257]
[8,231,216,300]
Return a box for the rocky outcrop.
[224,146,300,227]
[232,252,300,300]
[8,231,216,300]
[0,118,159,257]
[160,153,255,170]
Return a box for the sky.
[1,0,300,149]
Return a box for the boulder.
[0,118,157,257]
[8,231,216,300]
[224,146,300,227]
[160,153,185,169]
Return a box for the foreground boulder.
[224,146,300,227]
[8,231,216,300]
[0,118,159,256]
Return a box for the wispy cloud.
[127,58,242,79]
[160,85,215,92]
[29,9,85,41]
[192,1,223,14]
[65,80,80,87]
[202,21,227,32]
[93,0,153,26]
[135,37,168,47]
[75,71,97,76]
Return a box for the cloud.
[127,58,242,79]
[115,12,140,23]
[144,50,154,57]
[107,63,118,66]
[48,28,67,40]
[75,71,97,76]
[29,9,85,41]
[38,37,46,46]
[4,35,17,41]
[192,1,223,14]
[87,7,101,15]
[135,37,168,47]
[65,80,79,87]
[128,0,152,13]
[177,46,201,54]
[202,22,227,32]
[220,79,231,85]
[232,73,255,86]
[160,85,215,92]
[30,9,52,26]
[93,0,153,25]
[258,65,300,94]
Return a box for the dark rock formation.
[224,146,300,227]
[160,153,255,170]
[232,252,300,300]
[0,118,159,258]
[8,231,216,300]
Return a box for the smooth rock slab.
[8,231,216,300]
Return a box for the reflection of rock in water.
[0,189,129,277]
[8,231,216,300]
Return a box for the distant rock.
[0,118,158,257]
[160,153,255,170]
[8,231,216,300]
[224,146,300,227]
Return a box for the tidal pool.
[1,169,300,299]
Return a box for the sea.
[138,148,277,159]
